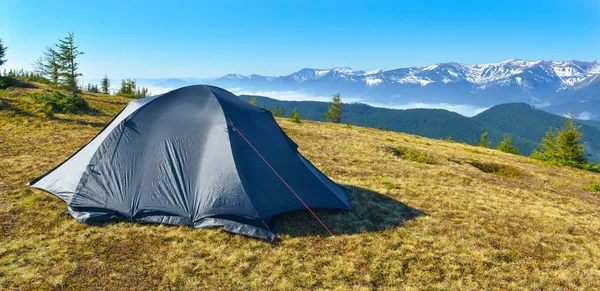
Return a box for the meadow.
[1,82,600,290]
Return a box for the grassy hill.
[239,95,600,162]
[2,82,600,289]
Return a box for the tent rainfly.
[29,85,352,241]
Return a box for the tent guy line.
[232,125,381,288]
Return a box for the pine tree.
[56,32,84,96]
[86,83,99,93]
[496,134,520,154]
[269,105,285,117]
[101,75,110,95]
[290,107,301,123]
[33,46,61,87]
[556,112,586,164]
[249,96,256,106]
[136,87,150,98]
[0,38,6,77]
[478,132,490,148]
[326,93,343,123]
[117,78,137,97]
[531,112,587,165]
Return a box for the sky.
[1,0,599,79]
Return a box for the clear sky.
[1,0,599,79]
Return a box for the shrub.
[585,183,600,192]
[0,76,14,89]
[29,91,91,114]
[469,161,523,178]
[385,146,434,164]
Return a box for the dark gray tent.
[30,85,352,241]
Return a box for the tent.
[29,85,352,241]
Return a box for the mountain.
[153,78,192,88]
[211,60,600,119]
[238,95,600,162]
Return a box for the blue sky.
[1,0,599,79]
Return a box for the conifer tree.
[34,46,61,87]
[101,75,110,95]
[57,32,84,96]
[269,105,285,117]
[326,93,343,123]
[249,96,256,105]
[117,78,136,96]
[0,38,6,77]
[478,132,490,148]
[86,83,99,93]
[496,134,520,154]
[136,87,149,98]
[531,112,587,165]
[290,107,301,123]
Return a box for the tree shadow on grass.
[276,185,426,237]
[0,97,38,118]
[51,116,107,128]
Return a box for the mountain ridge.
[211,59,600,117]
[219,59,600,89]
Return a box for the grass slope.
[2,83,600,290]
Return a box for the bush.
[29,91,91,115]
[385,146,434,164]
[585,183,600,192]
[0,76,14,89]
[469,161,523,178]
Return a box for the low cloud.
[227,88,363,103]
[91,83,489,117]
[366,102,489,117]
[228,89,488,117]
[576,111,597,121]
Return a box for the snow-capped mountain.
[211,59,600,118]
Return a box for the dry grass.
[2,83,600,290]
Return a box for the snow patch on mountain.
[365,77,383,86]
[365,69,383,75]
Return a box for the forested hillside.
[238,95,600,162]
[473,103,600,162]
